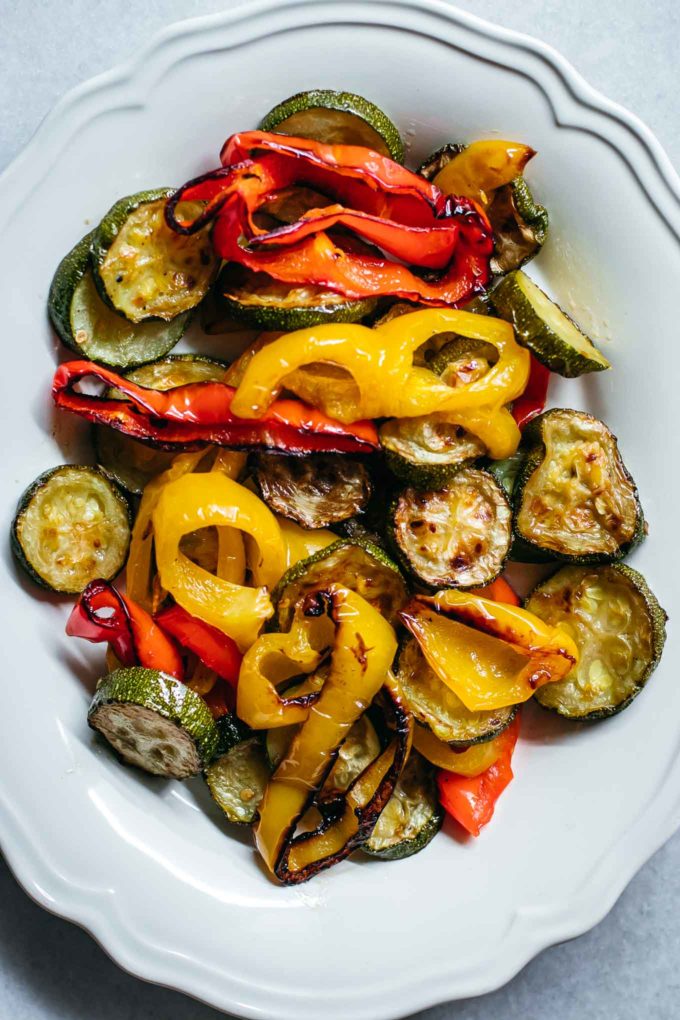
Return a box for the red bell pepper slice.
[437,714,520,837]
[66,580,184,678]
[52,361,379,455]
[472,576,520,606]
[512,355,550,429]
[154,604,242,689]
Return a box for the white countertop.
[1,2,678,1018]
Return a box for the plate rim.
[1,2,679,1017]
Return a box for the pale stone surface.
[0,1,678,1017]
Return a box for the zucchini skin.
[48,231,93,349]
[526,564,667,721]
[11,465,131,594]
[259,89,405,163]
[219,288,377,332]
[383,448,477,490]
[513,410,646,564]
[363,752,444,860]
[89,667,219,775]
[364,807,443,861]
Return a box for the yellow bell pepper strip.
[433,141,536,207]
[400,590,579,712]
[152,473,286,650]
[211,450,248,585]
[276,516,336,575]
[254,586,406,882]
[126,450,207,610]
[412,724,503,777]
[237,596,336,729]
[230,308,530,426]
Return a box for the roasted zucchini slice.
[217,263,376,331]
[254,453,372,529]
[396,634,517,747]
[272,539,407,630]
[259,89,404,162]
[514,409,644,562]
[48,232,190,369]
[91,189,218,323]
[491,270,610,377]
[204,737,271,824]
[391,468,512,588]
[94,355,227,494]
[526,564,667,720]
[88,667,219,778]
[12,466,131,594]
[363,751,443,860]
[380,416,485,488]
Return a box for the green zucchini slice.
[514,409,644,562]
[526,564,667,720]
[380,416,485,489]
[94,355,227,494]
[391,468,512,589]
[259,89,404,162]
[364,751,443,860]
[216,263,376,331]
[88,667,219,778]
[48,232,190,369]
[91,189,218,323]
[12,466,130,594]
[491,271,610,377]
[396,634,517,747]
[254,453,372,529]
[272,539,407,630]
[204,737,271,824]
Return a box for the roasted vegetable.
[216,262,377,331]
[391,468,512,589]
[526,564,667,719]
[91,189,217,323]
[94,355,227,494]
[513,409,644,562]
[411,725,503,775]
[396,635,517,747]
[491,271,610,377]
[272,538,407,630]
[12,466,131,594]
[254,453,372,529]
[48,232,190,368]
[380,416,486,488]
[487,178,549,275]
[259,89,404,161]
[266,714,381,793]
[364,751,443,860]
[88,667,219,778]
[204,737,271,823]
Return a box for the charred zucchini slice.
[217,263,376,331]
[396,634,517,747]
[94,355,227,494]
[487,178,549,274]
[391,468,512,589]
[254,453,372,529]
[491,271,610,377]
[526,564,667,720]
[259,89,404,162]
[272,539,407,630]
[364,751,443,860]
[88,667,219,778]
[12,466,130,594]
[48,232,190,369]
[91,189,218,323]
[380,416,485,489]
[514,409,644,562]
[204,737,271,824]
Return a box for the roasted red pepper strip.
[52,361,379,455]
[66,580,184,678]
[247,203,460,270]
[154,604,242,690]
[437,714,520,836]
[512,355,550,429]
[472,576,520,606]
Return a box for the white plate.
[1,2,679,1018]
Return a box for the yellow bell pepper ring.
[152,473,286,650]
[230,308,530,426]
[400,590,579,712]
